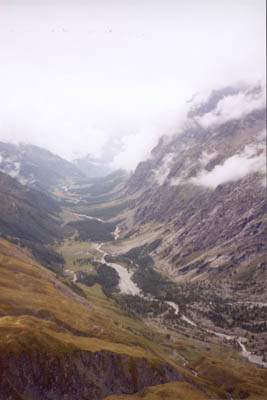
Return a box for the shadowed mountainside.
[0,171,65,273]
[0,142,85,192]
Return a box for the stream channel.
[71,213,267,369]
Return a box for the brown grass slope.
[0,238,191,400]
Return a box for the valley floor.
[54,203,267,400]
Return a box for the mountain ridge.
[0,142,85,192]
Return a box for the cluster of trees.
[73,257,92,266]
[65,219,116,242]
[202,302,267,332]
[77,264,119,296]
[75,200,136,220]
[104,254,131,267]
[121,239,162,268]
[132,266,214,314]
[133,266,170,298]
[114,294,170,318]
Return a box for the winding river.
[71,213,267,369]
[97,243,141,296]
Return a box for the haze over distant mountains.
[1,0,265,173]
[0,0,266,397]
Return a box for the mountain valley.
[0,84,266,399]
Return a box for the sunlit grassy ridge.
[0,237,159,355]
[0,237,191,398]
[0,238,189,365]
[171,338,267,400]
[1,236,267,399]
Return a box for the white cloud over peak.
[199,150,218,167]
[153,153,175,185]
[0,0,265,170]
[111,128,158,172]
[197,88,266,128]
[190,141,266,189]
[0,155,21,179]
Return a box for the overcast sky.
[0,0,265,170]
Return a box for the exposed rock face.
[125,85,266,280]
[0,350,184,400]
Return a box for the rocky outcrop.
[0,350,185,400]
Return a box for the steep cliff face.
[125,85,266,281]
[0,350,184,400]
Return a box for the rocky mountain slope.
[123,84,266,284]
[98,84,267,365]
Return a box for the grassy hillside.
[1,231,267,399]
[0,238,194,399]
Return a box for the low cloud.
[190,141,266,189]
[0,0,265,171]
[197,88,266,128]
[170,156,192,187]
[0,152,36,185]
[0,155,21,179]
[110,127,159,172]
[199,150,218,167]
[153,153,175,185]
[110,107,187,171]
